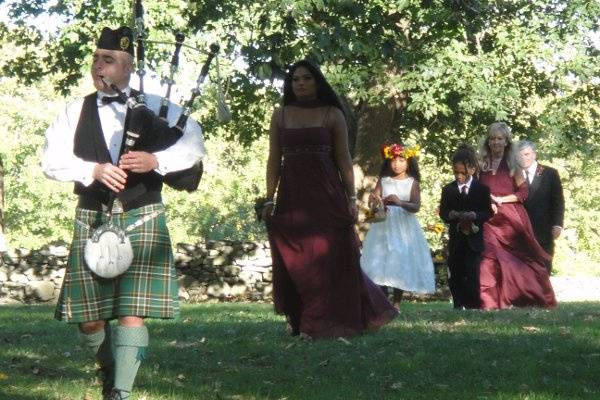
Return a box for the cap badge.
[119,36,130,51]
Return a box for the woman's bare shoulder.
[327,106,347,128]
[329,106,345,119]
[271,106,283,117]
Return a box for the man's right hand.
[93,163,127,193]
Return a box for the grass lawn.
[0,302,599,400]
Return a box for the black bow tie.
[101,95,126,105]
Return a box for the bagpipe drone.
[103,0,229,193]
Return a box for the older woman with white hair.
[477,122,556,309]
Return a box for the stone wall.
[0,240,449,305]
[0,244,68,304]
[0,240,275,305]
[174,240,273,302]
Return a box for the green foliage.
[4,0,599,158]
[552,157,600,276]
[415,152,451,259]
[164,133,269,244]
[0,77,75,249]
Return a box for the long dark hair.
[282,60,346,116]
[379,156,421,182]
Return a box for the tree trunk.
[353,98,407,191]
[0,155,4,233]
[352,99,405,238]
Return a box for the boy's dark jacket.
[439,178,492,252]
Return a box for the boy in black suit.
[440,145,492,309]
[517,140,565,272]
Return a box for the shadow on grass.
[1,302,599,400]
[0,392,48,400]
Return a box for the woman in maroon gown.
[261,60,397,339]
[478,122,557,309]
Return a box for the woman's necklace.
[291,98,323,128]
[490,157,502,172]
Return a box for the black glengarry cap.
[97,26,134,55]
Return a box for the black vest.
[73,92,163,211]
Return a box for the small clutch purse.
[254,197,274,222]
[365,199,386,223]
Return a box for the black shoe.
[285,315,300,336]
[99,366,114,399]
[286,322,300,336]
[105,388,128,400]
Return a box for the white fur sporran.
[84,224,134,279]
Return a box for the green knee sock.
[113,325,149,398]
[80,323,114,370]
[80,323,114,395]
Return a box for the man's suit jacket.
[523,164,564,249]
[440,179,492,252]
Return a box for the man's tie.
[525,169,530,185]
[459,185,468,208]
[101,95,126,105]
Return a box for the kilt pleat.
[55,203,180,323]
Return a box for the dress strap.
[279,106,286,130]
[321,106,332,127]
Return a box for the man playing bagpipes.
[41,25,205,400]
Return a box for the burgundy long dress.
[479,158,557,309]
[266,106,397,339]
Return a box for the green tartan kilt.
[55,203,180,323]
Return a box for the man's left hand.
[119,151,158,173]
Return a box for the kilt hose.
[55,203,180,323]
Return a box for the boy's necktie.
[460,185,468,208]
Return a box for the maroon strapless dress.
[479,158,556,309]
[267,123,397,338]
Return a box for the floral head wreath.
[380,143,421,160]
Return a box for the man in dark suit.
[517,140,565,273]
[440,145,492,309]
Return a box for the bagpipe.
[106,0,230,192]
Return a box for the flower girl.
[360,143,436,306]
